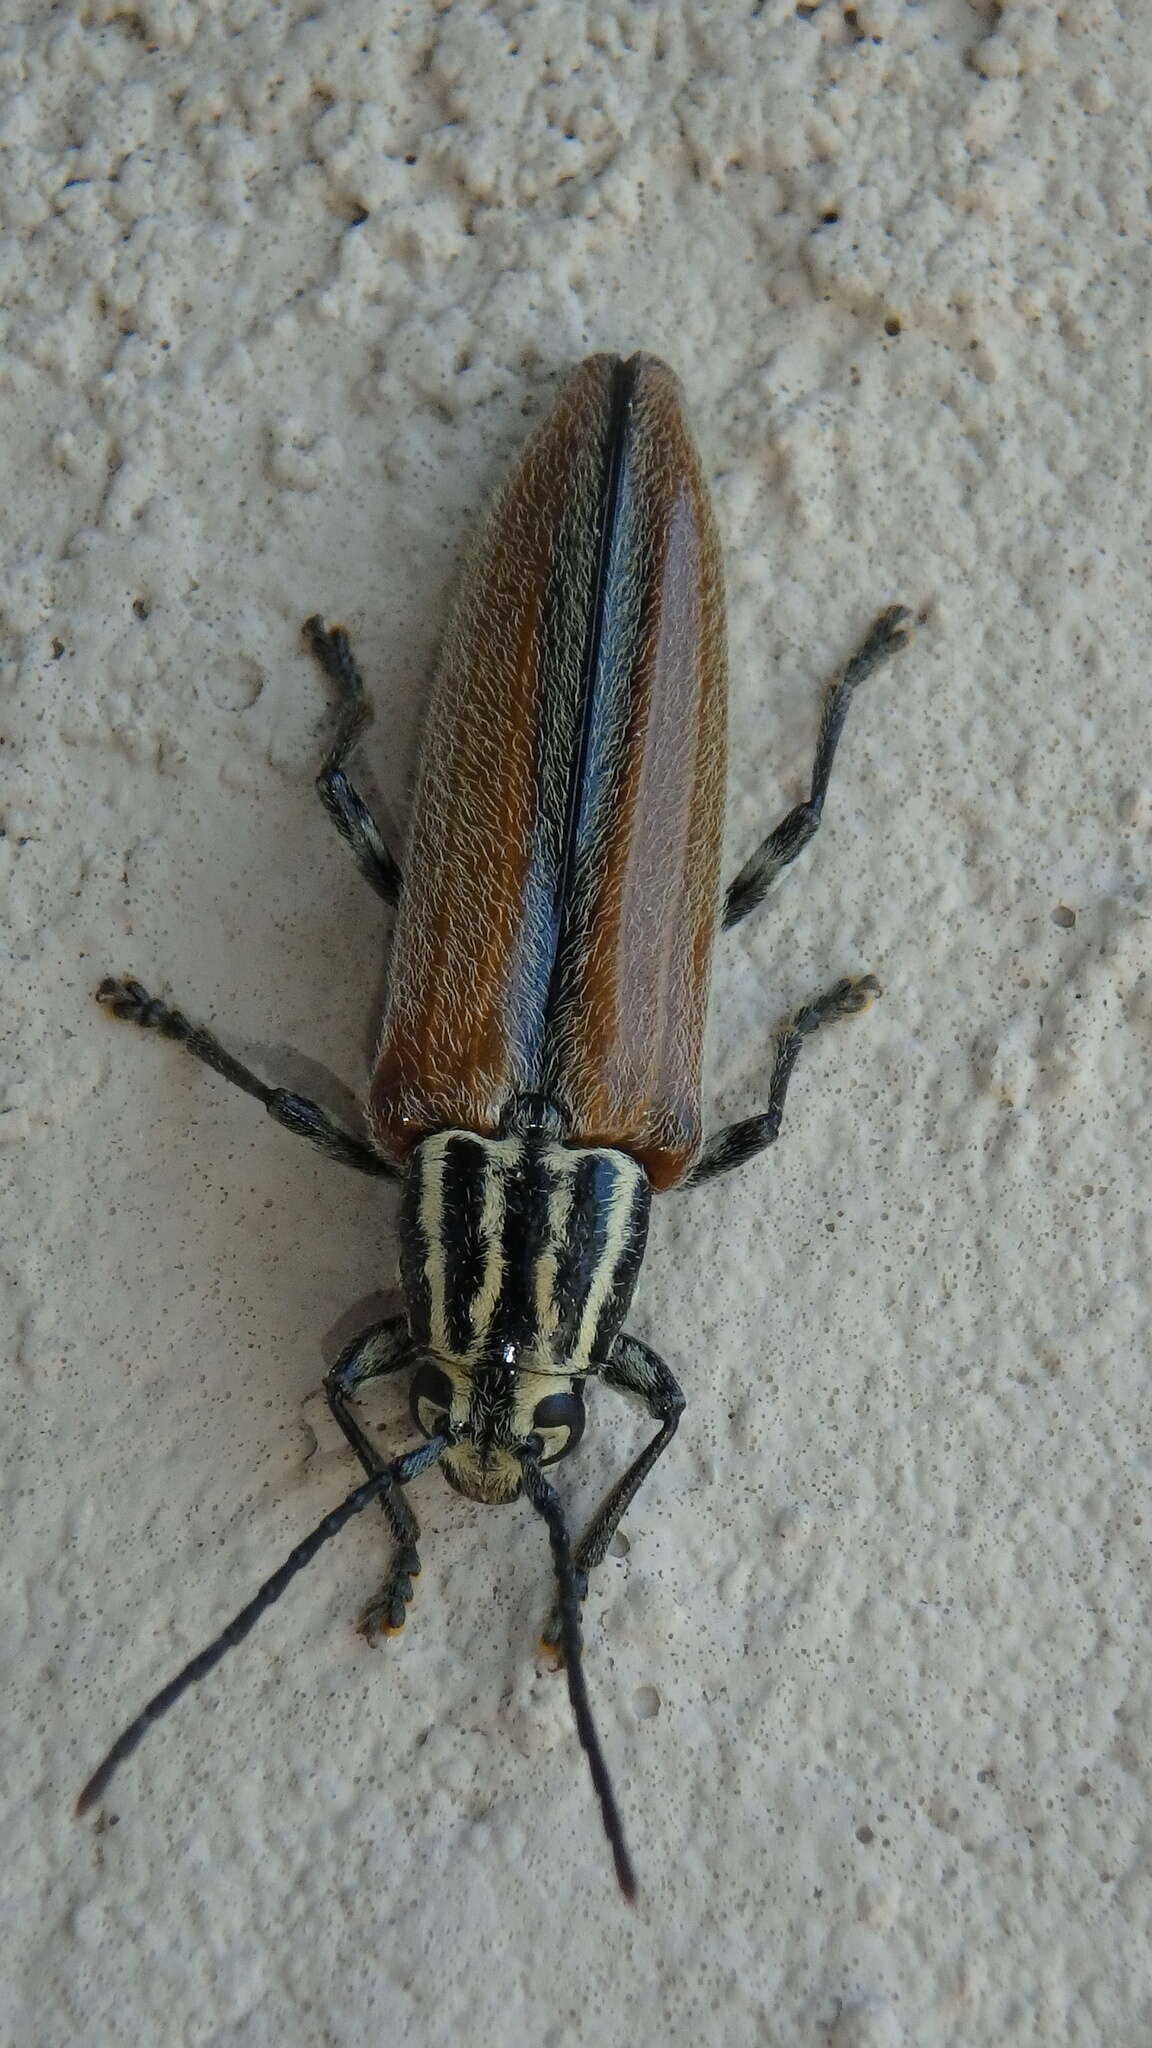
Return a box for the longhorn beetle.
[78,353,911,1897]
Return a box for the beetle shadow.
[218,1031,382,1141]
[267,917,399,1113]
[300,1289,415,1466]
[320,1288,406,1369]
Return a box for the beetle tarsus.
[97,975,396,1180]
[306,614,403,905]
[98,975,189,1035]
[723,605,912,930]
[357,1553,420,1642]
[324,1323,430,1639]
[686,974,883,1186]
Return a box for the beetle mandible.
[78,353,911,1897]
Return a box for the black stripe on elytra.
[515,363,629,1096]
[506,526,569,1089]
[546,356,679,1079]
[541,355,636,1047]
[438,1135,499,1357]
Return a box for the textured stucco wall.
[4,3,1150,2044]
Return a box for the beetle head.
[409,1354,586,1504]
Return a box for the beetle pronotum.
[78,353,911,1897]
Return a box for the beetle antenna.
[76,1435,450,1818]
[519,1451,637,1903]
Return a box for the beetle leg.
[304,615,403,905]
[324,1317,426,1640]
[541,1335,684,1650]
[722,606,911,930]
[684,973,880,1186]
[96,977,398,1179]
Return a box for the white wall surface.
[3,3,1149,2044]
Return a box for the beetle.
[77,353,911,1898]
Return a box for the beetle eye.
[530,1386,586,1464]
[410,1362,455,1441]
